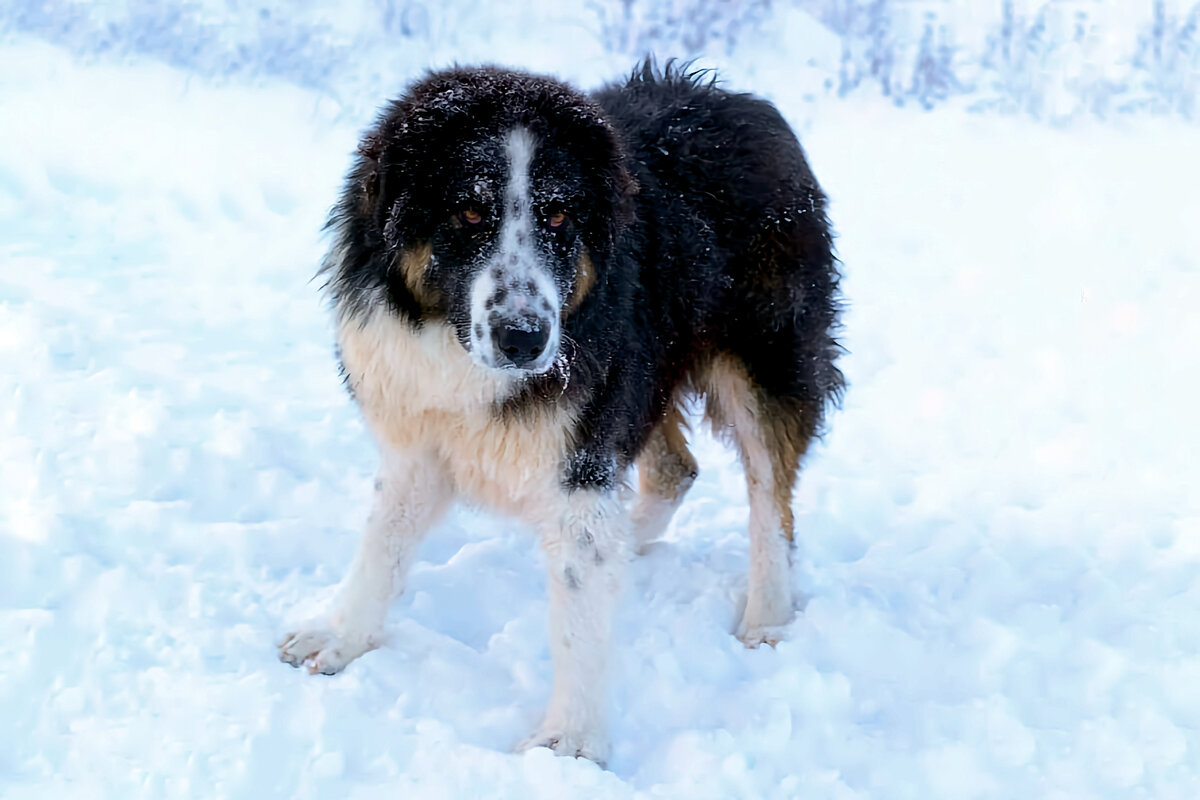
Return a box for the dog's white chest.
[337,310,571,514]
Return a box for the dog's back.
[595,62,842,419]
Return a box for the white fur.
[519,489,631,764]
[467,127,561,374]
[738,473,795,646]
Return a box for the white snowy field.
[2,34,1199,800]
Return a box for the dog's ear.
[376,148,411,250]
[317,106,427,316]
[347,105,414,252]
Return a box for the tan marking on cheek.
[567,249,596,312]
[395,242,437,305]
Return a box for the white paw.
[736,597,794,648]
[277,619,380,675]
[517,726,610,767]
[735,619,790,648]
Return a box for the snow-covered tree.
[1127,0,1200,118]
[908,14,960,109]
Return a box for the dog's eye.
[460,207,483,225]
[545,208,567,229]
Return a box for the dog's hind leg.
[705,355,814,647]
[630,403,698,552]
[278,448,451,674]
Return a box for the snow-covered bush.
[587,0,775,57]
[808,0,1198,121]
[1,0,1196,121]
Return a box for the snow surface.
[3,24,1200,800]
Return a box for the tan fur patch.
[758,403,814,538]
[637,403,697,501]
[567,249,596,312]
[338,308,577,518]
[702,355,809,541]
[395,242,437,306]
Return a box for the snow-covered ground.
[2,25,1199,800]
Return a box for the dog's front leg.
[279,448,450,675]
[520,487,630,765]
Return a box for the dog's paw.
[735,619,789,648]
[517,727,610,767]
[277,620,379,675]
[737,584,795,648]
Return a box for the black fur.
[324,60,843,490]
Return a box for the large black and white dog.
[278,62,843,763]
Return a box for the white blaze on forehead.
[496,127,551,296]
[467,127,562,372]
[501,128,557,300]
[504,127,536,229]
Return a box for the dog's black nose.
[492,318,549,368]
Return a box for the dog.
[278,61,843,764]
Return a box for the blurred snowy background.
[3,0,1197,121]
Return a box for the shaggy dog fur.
[278,61,843,765]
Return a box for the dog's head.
[335,67,636,376]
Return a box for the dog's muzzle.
[469,270,560,373]
[492,313,551,369]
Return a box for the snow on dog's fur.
[278,61,844,764]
